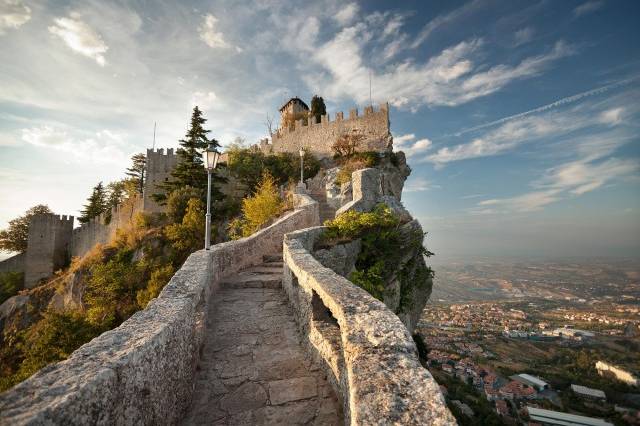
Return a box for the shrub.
[136,264,175,308]
[233,172,285,238]
[0,271,23,305]
[165,198,206,255]
[320,204,433,304]
[166,186,203,223]
[10,311,100,390]
[332,130,365,157]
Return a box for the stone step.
[220,270,282,289]
[263,254,283,263]
[243,265,283,274]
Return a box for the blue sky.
[0,0,639,258]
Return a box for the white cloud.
[191,91,218,111]
[199,14,229,49]
[513,27,534,47]
[334,3,359,26]
[0,0,30,34]
[411,0,482,49]
[574,1,604,17]
[478,190,561,212]
[393,133,433,158]
[404,177,436,192]
[48,14,108,66]
[22,126,130,164]
[599,107,624,126]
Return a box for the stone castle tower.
[143,148,179,213]
[279,97,309,130]
[24,214,73,288]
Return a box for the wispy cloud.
[21,126,131,165]
[394,133,433,158]
[0,0,30,35]
[404,176,437,192]
[410,0,483,49]
[451,77,637,137]
[574,1,605,17]
[199,14,231,49]
[513,27,534,47]
[48,13,108,66]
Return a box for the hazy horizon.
[1,0,639,258]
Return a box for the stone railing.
[0,195,319,425]
[282,227,456,425]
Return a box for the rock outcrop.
[311,153,433,333]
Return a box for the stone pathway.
[182,256,343,425]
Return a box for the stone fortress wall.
[24,215,74,288]
[70,195,144,259]
[260,103,392,158]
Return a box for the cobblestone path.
[182,256,343,425]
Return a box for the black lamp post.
[202,142,220,250]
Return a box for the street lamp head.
[203,142,220,170]
[299,148,305,158]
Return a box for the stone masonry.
[261,103,392,158]
[182,257,342,425]
[24,214,73,288]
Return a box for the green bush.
[165,198,205,255]
[320,204,433,305]
[0,271,23,305]
[230,173,285,239]
[166,186,203,223]
[136,264,175,308]
[334,151,380,186]
[227,147,320,193]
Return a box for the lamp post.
[203,142,220,250]
[299,148,305,185]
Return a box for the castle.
[0,100,392,288]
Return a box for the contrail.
[451,76,637,137]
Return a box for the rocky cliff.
[309,152,434,333]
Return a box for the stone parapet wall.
[282,227,455,425]
[264,103,392,158]
[0,253,25,275]
[0,195,319,425]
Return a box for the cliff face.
[311,152,434,333]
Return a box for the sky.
[0,0,639,259]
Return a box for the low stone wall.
[0,195,319,425]
[282,227,455,425]
[0,253,25,275]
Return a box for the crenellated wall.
[262,103,392,158]
[70,195,143,258]
[24,214,74,288]
[143,148,179,213]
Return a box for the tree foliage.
[165,198,206,255]
[310,95,326,123]
[226,147,320,193]
[0,271,23,305]
[154,106,226,204]
[0,205,52,253]
[332,130,365,157]
[125,153,146,194]
[79,182,108,224]
[228,172,285,239]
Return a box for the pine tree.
[79,182,107,224]
[125,153,146,194]
[310,95,326,123]
[153,106,226,203]
[104,181,126,224]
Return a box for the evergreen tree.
[125,153,146,194]
[153,106,226,204]
[79,182,107,224]
[310,95,326,123]
[104,181,126,224]
[0,205,52,253]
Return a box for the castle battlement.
[265,102,392,158]
[147,147,176,156]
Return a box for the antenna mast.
[369,69,373,106]
[152,122,156,149]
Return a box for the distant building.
[495,399,510,416]
[512,374,550,391]
[526,406,613,426]
[278,97,309,129]
[596,361,639,386]
[551,327,595,339]
[571,384,606,401]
